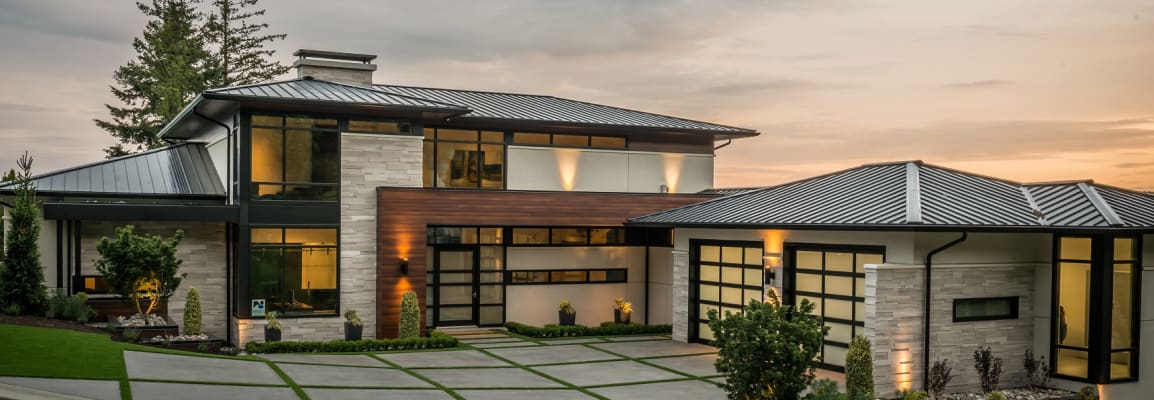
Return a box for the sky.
[0,0,1152,190]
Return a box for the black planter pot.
[265,328,281,342]
[345,323,363,341]
[614,310,632,324]
[558,310,576,326]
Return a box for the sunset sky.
[0,0,1151,190]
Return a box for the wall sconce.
[763,252,782,268]
[400,257,409,275]
[764,269,776,285]
[659,184,670,193]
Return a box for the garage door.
[789,246,884,370]
[690,241,764,342]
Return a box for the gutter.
[713,139,733,150]
[923,232,967,390]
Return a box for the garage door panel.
[692,241,765,343]
[788,247,883,370]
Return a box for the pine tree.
[1,169,16,183]
[204,0,289,87]
[95,0,214,158]
[0,152,48,315]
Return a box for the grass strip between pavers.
[472,347,610,400]
[119,377,132,400]
[369,354,464,400]
[579,342,725,387]
[265,361,312,400]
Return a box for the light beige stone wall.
[865,263,925,398]
[671,249,690,342]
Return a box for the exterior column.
[672,249,690,342]
[865,263,925,398]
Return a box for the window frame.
[423,127,507,190]
[511,132,627,150]
[688,239,766,344]
[505,268,628,285]
[249,113,342,202]
[952,296,1020,322]
[246,225,341,318]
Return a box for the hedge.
[505,321,672,338]
[244,331,458,354]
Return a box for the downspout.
[713,139,733,151]
[923,232,967,390]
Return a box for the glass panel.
[347,120,411,134]
[826,299,853,320]
[252,184,284,200]
[439,273,472,284]
[699,304,719,321]
[1110,351,1132,380]
[251,127,284,183]
[744,268,763,287]
[1114,237,1135,261]
[824,345,848,367]
[796,273,822,293]
[513,132,550,145]
[437,142,480,188]
[297,248,337,290]
[1058,262,1092,348]
[509,271,547,284]
[856,253,883,272]
[285,116,337,130]
[700,265,720,282]
[439,251,473,271]
[478,272,503,284]
[700,246,721,263]
[590,136,626,148]
[252,114,282,126]
[721,247,743,264]
[459,228,479,244]
[479,285,503,303]
[956,298,1012,320]
[1112,263,1133,349]
[798,295,822,315]
[422,141,434,187]
[1056,348,1089,379]
[589,228,625,245]
[439,286,473,305]
[249,248,282,314]
[721,267,744,285]
[721,306,742,318]
[284,130,339,185]
[432,227,462,244]
[744,289,763,305]
[478,228,503,244]
[285,229,337,246]
[251,228,282,244]
[698,322,715,341]
[699,284,720,302]
[827,252,853,273]
[589,270,607,282]
[480,144,504,189]
[744,248,763,266]
[605,270,627,282]
[553,134,588,147]
[437,129,478,141]
[1060,237,1092,261]
[281,249,337,314]
[551,228,589,245]
[479,306,504,325]
[855,302,865,322]
[283,184,337,201]
[550,270,587,283]
[439,307,472,321]
[826,276,854,297]
[827,322,853,343]
[423,129,434,139]
[796,251,823,269]
[512,228,549,244]
[721,287,743,305]
[479,246,503,270]
[855,278,865,299]
[480,131,504,143]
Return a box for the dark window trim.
[424,127,508,190]
[510,131,628,150]
[248,112,342,203]
[244,225,341,319]
[504,268,628,285]
[952,296,1020,322]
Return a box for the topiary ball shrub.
[845,335,874,400]
[399,290,420,338]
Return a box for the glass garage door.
[790,247,883,370]
[691,241,764,342]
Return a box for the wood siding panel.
[375,188,713,338]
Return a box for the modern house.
[627,161,1154,399]
[2,49,1151,399]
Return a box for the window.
[511,227,626,246]
[506,269,627,285]
[249,227,339,316]
[953,297,1019,322]
[423,128,505,189]
[512,132,626,149]
[250,114,339,201]
[347,119,412,134]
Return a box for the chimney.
[292,49,377,87]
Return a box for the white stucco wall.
[204,136,229,199]
[506,146,713,193]
[505,246,646,326]
[647,246,675,325]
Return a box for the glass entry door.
[432,246,505,326]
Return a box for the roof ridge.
[205,77,310,93]
[1022,179,1094,186]
[309,79,470,110]
[3,143,201,187]
[374,83,556,99]
[1077,182,1125,226]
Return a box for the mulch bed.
[0,314,108,335]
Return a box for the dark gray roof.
[697,187,766,196]
[205,78,469,111]
[0,144,224,198]
[374,84,757,135]
[630,161,1154,229]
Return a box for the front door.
[434,247,478,326]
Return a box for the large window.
[690,241,765,342]
[249,227,338,316]
[789,246,883,370]
[423,128,505,189]
[250,115,340,201]
[1053,235,1141,383]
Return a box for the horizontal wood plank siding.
[375,188,713,338]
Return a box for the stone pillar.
[865,263,925,398]
[672,249,690,342]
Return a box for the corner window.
[953,297,1019,322]
[250,114,339,201]
[249,227,339,316]
[423,128,505,189]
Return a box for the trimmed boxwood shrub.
[399,291,420,339]
[505,321,672,338]
[845,335,874,400]
[245,330,458,354]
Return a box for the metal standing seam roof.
[204,78,471,112]
[0,143,225,198]
[630,161,1154,229]
[374,84,758,135]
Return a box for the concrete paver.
[488,344,622,365]
[590,340,717,358]
[538,337,606,345]
[304,388,455,400]
[642,354,720,377]
[0,377,120,400]
[124,351,282,384]
[129,381,294,400]
[459,337,524,344]
[533,360,685,387]
[258,353,387,367]
[377,349,511,368]
[277,363,432,388]
[415,367,563,388]
[590,379,726,400]
[456,389,598,400]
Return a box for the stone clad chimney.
[292,49,377,87]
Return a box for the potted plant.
[613,297,633,324]
[558,300,576,326]
[345,309,364,340]
[264,311,282,342]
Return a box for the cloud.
[942,80,1016,90]
[1115,161,1154,169]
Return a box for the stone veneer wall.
[233,133,423,346]
[865,264,925,398]
[80,221,226,339]
[672,250,690,342]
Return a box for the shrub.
[0,152,48,315]
[399,290,420,338]
[928,359,953,399]
[244,330,459,354]
[1023,349,1050,388]
[709,291,825,400]
[902,390,929,400]
[121,328,141,342]
[972,346,1003,393]
[504,321,672,338]
[345,309,363,327]
[985,391,1006,400]
[265,311,282,331]
[44,289,94,323]
[95,225,185,318]
[1073,386,1098,400]
[559,300,575,315]
[803,378,844,400]
[183,287,202,335]
[845,335,873,400]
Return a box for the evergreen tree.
[204,0,289,87]
[0,152,47,315]
[95,0,214,158]
[1,169,16,183]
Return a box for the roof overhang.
[157,95,237,140]
[432,116,759,141]
[623,221,1154,234]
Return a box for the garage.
[689,240,765,342]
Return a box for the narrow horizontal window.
[347,120,412,134]
[505,269,628,285]
[953,297,1018,322]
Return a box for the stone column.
[672,249,690,342]
[865,263,925,398]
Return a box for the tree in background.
[0,152,48,315]
[96,0,214,158]
[204,0,289,87]
[95,225,185,320]
[1,169,16,183]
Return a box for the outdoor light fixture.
[763,252,783,268]
[400,257,409,275]
[659,184,670,193]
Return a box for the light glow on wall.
[662,153,684,193]
[760,230,785,254]
[556,149,581,191]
